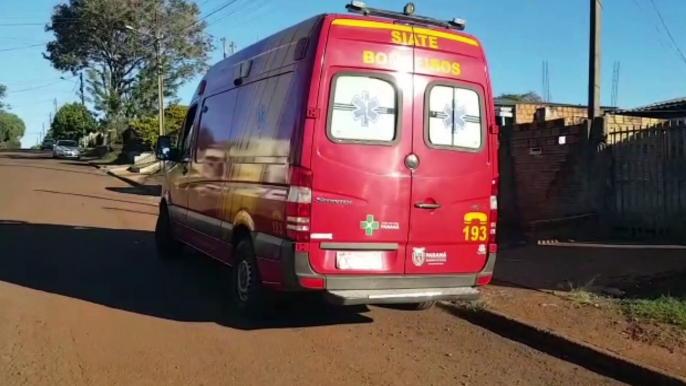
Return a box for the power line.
[206,0,273,28]
[0,36,45,44]
[199,0,242,22]
[0,43,44,53]
[0,22,44,27]
[630,0,675,52]
[646,0,686,68]
[0,16,80,21]
[176,0,241,32]
[0,75,77,85]
[7,81,63,94]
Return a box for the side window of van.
[427,85,482,150]
[178,104,199,160]
[194,89,238,163]
[328,75,397,143]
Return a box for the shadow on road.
[493,244,686,295]
[0,151,52,160]
[35,189,157,208]
[60,161,95,167]
[0,220,373,329]
[102,206,158,216]
[106,186,161,197]
[0,163,106,177]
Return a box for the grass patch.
[623,296,686,329]
[464,299,489,311]
[565,287,596,305]
[557,277,604,307]
[619,270,686,330]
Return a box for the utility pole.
[587,0,601,136]
[221,39,236,58]
[79,72,85,106]
[53,98,58,114]
[154,11,164,138]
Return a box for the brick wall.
[500,117,591,227]
[604,114,665,137]
[513,103,588,124]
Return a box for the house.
[609,96,686,119]
[493,98,618,126]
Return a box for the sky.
[1,0,685,148]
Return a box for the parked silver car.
[52,140,81,160]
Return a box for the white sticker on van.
[443,103,467,133]
[360,214,400,236]
[352,91,380,127]
[380,221,399,230]
[412,247,447,267]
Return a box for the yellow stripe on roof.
[331,19,479,47]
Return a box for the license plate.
[336,251,383,270]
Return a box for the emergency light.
[345,1,466,31]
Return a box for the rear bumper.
[324,287,480,306]
[273,238,496,306]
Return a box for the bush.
[128,104,188,149]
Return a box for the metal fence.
[608,121,686,240]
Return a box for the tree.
[0,84,7,111]
[128,103,188,148]
[496,91,543,103]
[0,111,26,149]
[51,103,97,140]
[45,0,213,123]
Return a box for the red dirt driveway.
[0,150,626,386]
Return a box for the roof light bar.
[450,18,467,30]
[345,1,466,31]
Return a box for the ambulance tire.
[230,239,272,319]
[155,204,183,259]
[403,301,436,311]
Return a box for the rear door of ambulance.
[405,26,495,275]
[306,17,415,276]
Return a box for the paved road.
[0,150,626,386]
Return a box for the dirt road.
[0,150,626,386]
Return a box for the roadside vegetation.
[0,85,26,150]
[620,271,686,330]
[39,0,212,153]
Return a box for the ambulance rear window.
[427,85,482,150]
[328,74,398,143]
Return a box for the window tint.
[195,89,238,163]
[329,75,397,142]
[427,86,482,149]
[178,104,198,160]
[231,72,294,152]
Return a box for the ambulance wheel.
[401,301,436,311]
[230,239,271,318]
[155,204,183,259]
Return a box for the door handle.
[415,202,441,210]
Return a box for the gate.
[609,121,686,240]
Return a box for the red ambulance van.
[154,1,499,317]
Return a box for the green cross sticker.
[360,214,380,236]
